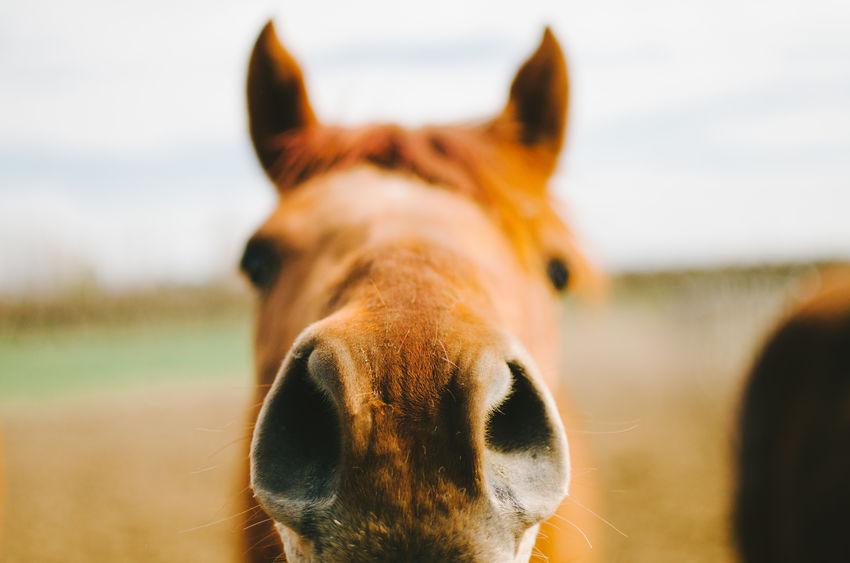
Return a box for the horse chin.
[276,522,542,563]
[277,522,317,563]
[513,524,541,562]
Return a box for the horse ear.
[492,28,568,172]
[247,21,317,178]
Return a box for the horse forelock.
[264,123,574,271]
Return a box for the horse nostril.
[486,362,555,454]
[482,350,570,524]
[251,346,342,525]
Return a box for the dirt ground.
[2,383,251,563]
[0,268,811,562]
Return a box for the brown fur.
[735,266,850,563]
[271,125,549,263]
[262,116,595,287]
[241,21,602,562]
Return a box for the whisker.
[188,465,218,475]
[179,512,244,534]
[207,435,251,459]
[206,501,262,525]
[550,512,594,549]
[369,277,387,306]
[194,419,237,433]
[566,423,640,435]
[360,346,375,379]
[540,519,561,531]
[245,528,283,556]
[397,327,412,354]
[566,495,628,538]
[576,418,642,426]
[530,545,550,562]
[244,517,274,531]
[436,339,457,367]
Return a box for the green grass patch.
[0,263,826,402]
[0,317,252,401]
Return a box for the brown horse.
[735,267,850,563]
[240,21,601,562]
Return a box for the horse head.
[241,22,593,562]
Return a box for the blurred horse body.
[239,22,600,562]
[735,267,850,562]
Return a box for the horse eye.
[546,257,570,291]
[240,237,282,291]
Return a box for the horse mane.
[734,267,850,562]
[265,123,583,276]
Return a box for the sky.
[0,0,848,294]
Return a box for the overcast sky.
[0,0,848,294]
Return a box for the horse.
[734,267,850,563]
[239,21,601,562]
